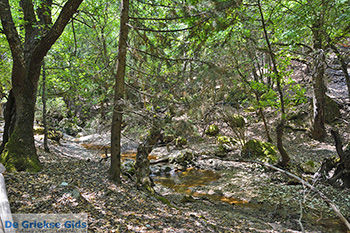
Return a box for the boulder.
[169,150,194,166]
[241,139,278,163]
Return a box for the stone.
[241,139,278,163]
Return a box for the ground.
[1,60,350,232]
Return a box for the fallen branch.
[245,159,350,230]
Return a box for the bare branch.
[127,23,201,33]
[129,46,212,66]
[129,13,203,21]
[134,0,178,9]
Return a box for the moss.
[226,115,246,128]
[205,124,219,136]
[0,129,42,172]
[217,136,236,153]
[175,136,187,147]
[241,139,278,164]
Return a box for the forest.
[0,0,350,232]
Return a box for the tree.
[110,0,129,183]
[0,0,83,172]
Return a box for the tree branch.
[32,0,83,62]
[36,0,53,26]
[19,0,37,41]
[129,13,203,21]
[0,0,24,63]
[128,23,201,33]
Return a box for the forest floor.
[2,109,350,233]
[1,62,350,232]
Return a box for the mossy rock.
[241,139,278,163]
[205,124,219,136]
[301,160,318,174]
[226,115,246,128]
[217,135,236,153]
[175,136,187,147]
[324,95,341,123]
[121,159,135,175]
[169,150,194,166]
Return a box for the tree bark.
[311,49,327,141]
[42,61,50,152]
[0,0,83,172]
[135,126,161,192]
[110,0,129,183]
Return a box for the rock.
[205,124,219,136]
[121,159,135,175]
[60,182,69,186]
[324,95,341,123]
[241,139,278,163]
[225,114,246,128]
[175,136,187,148]
[217,136,236,153]
[301,160,318,174]
[59,118,81,136]
[169,150,194,166]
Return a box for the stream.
[80,142,348,233]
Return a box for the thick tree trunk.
[0,0,83,172]
[110,0,129,183]
[311,49,327,141]
[1,66,42,172]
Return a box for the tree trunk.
[311,49,327,141]
[135,126,161,192]
[110,0,129,183]
[0,0,83,172]
[276,119,289,167]
[1,66,42,172]
[0,91,15,155]
[257,0,290,166]
[42,61,50,152]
